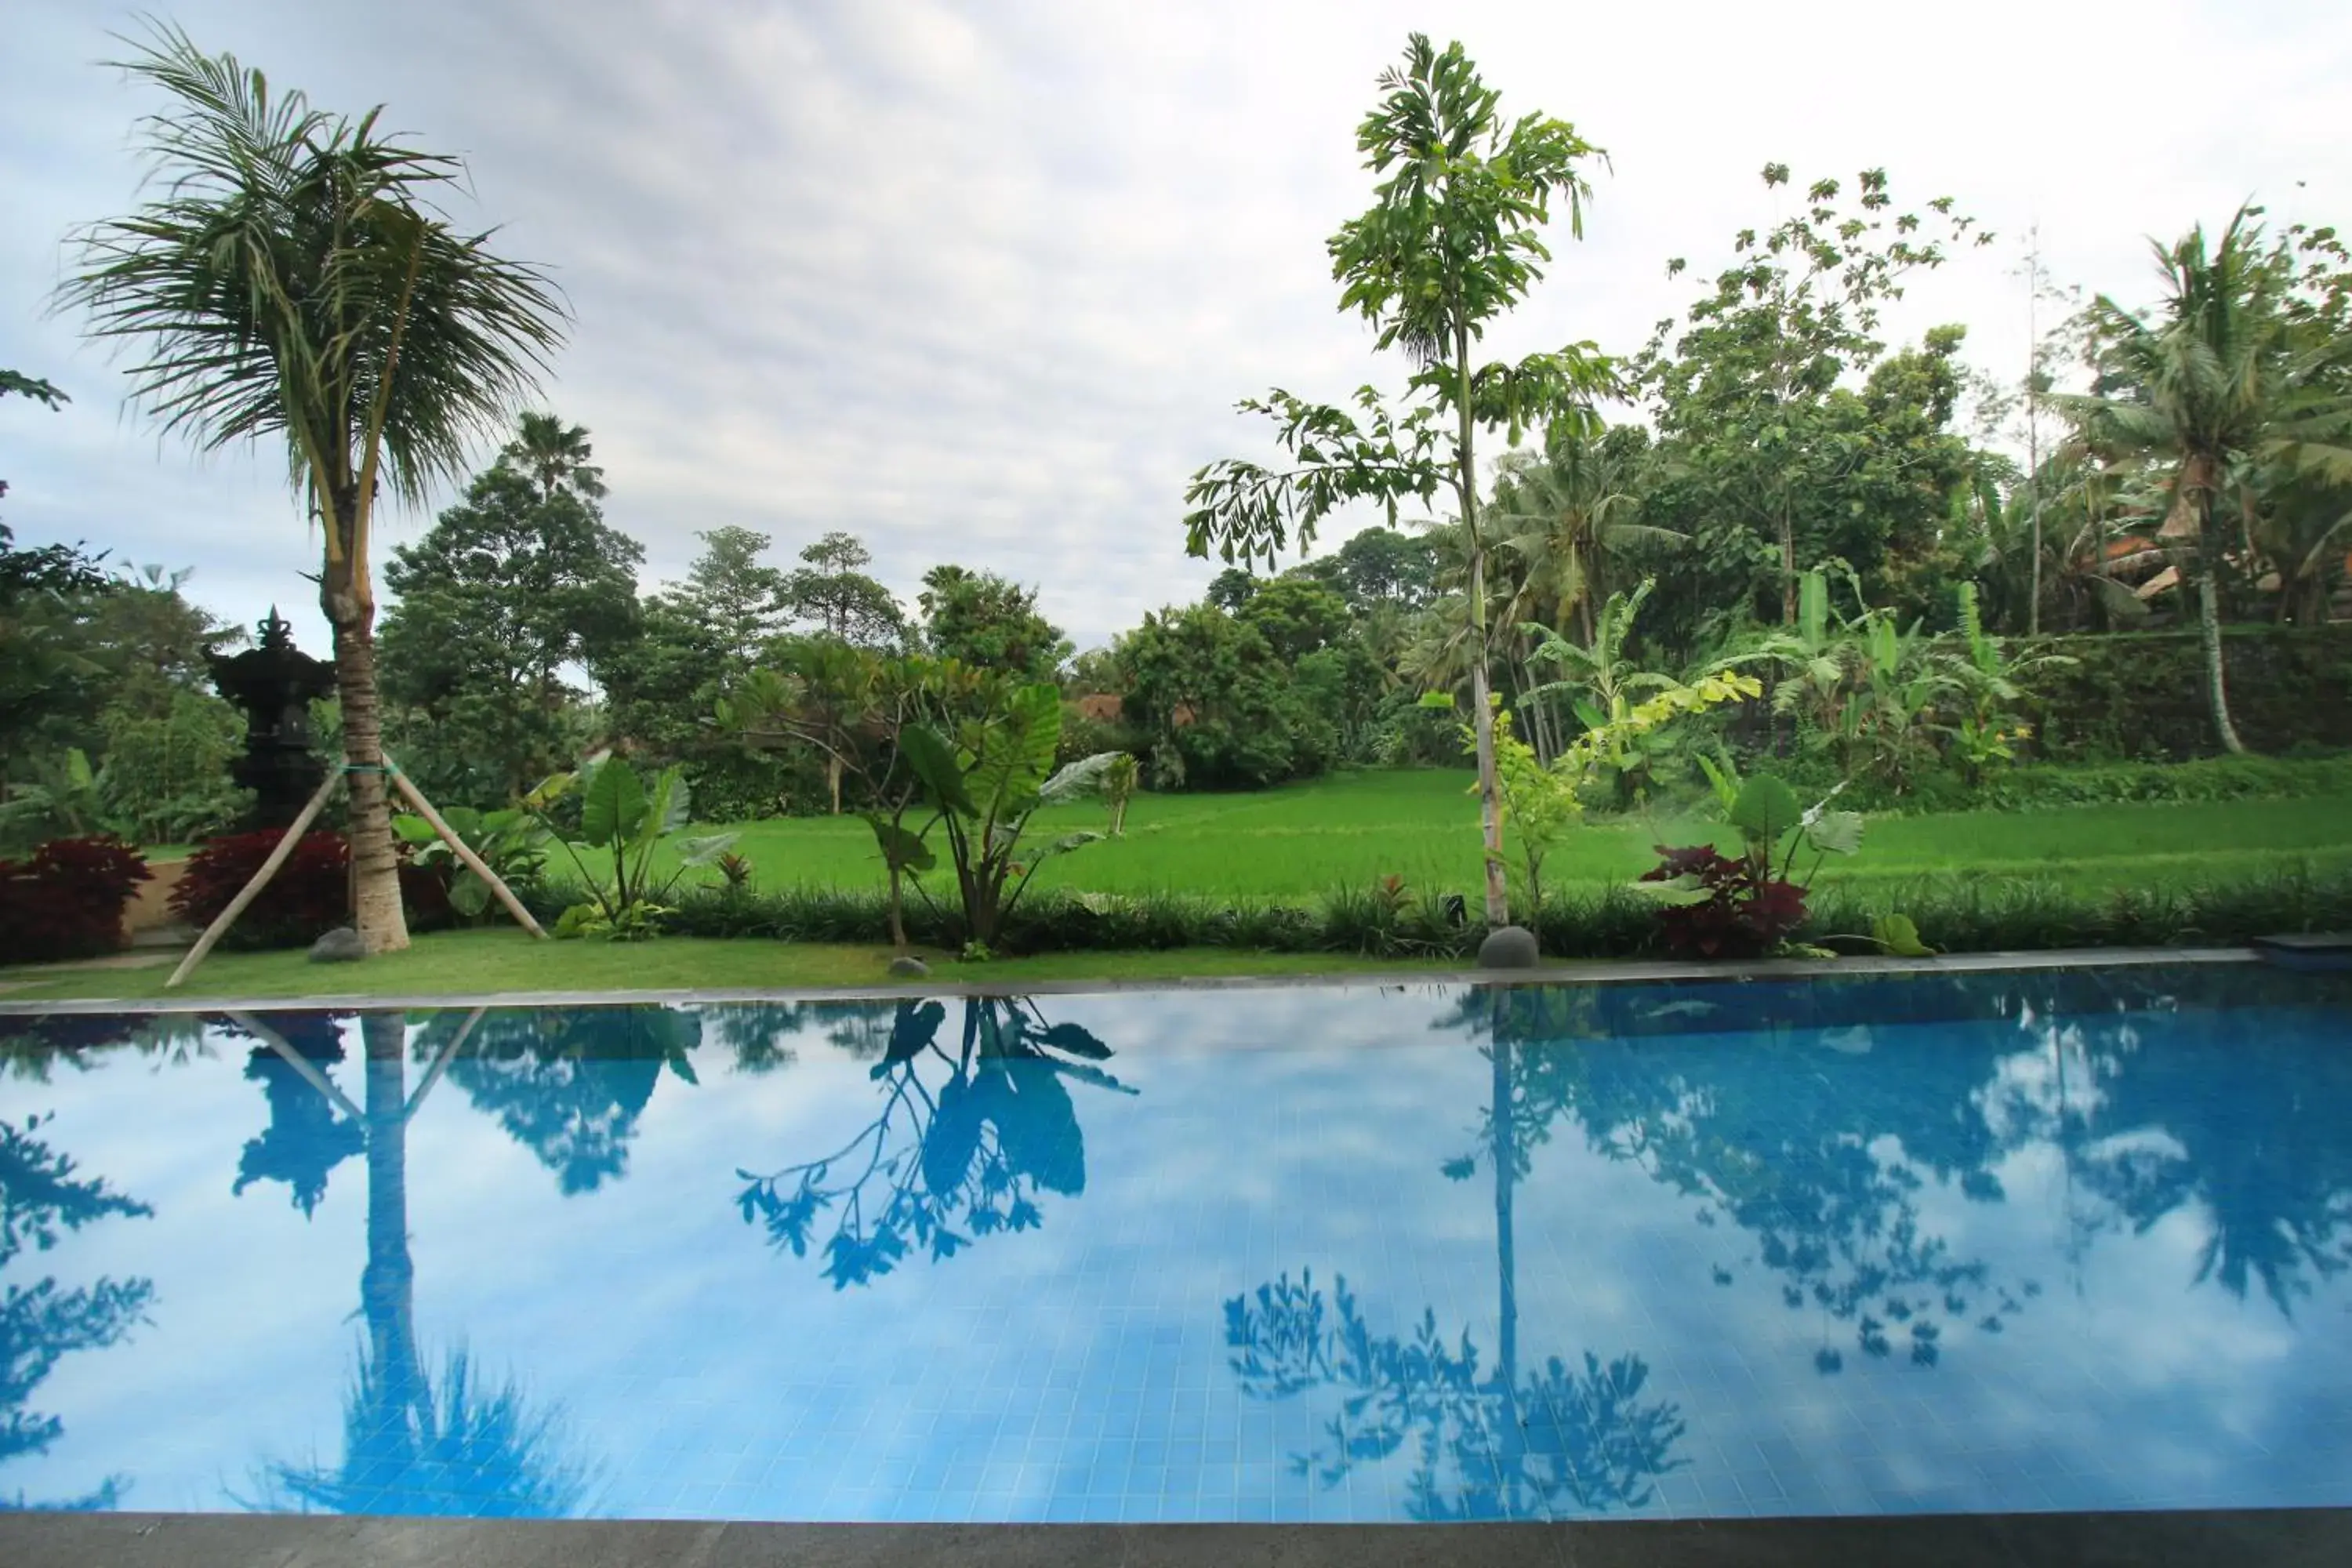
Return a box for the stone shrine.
[207,608,337,830]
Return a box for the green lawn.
[0,930,1448,1004]
[675,769,2352,901]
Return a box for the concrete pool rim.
[0,942,2274,1017]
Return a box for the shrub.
[0,835,151,963]
[170,829,448,949]
[1640,844,1809,960]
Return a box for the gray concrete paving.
[0,944,2262,1017]
[2,1510,2348,1566]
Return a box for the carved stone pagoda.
[207,609,338,830]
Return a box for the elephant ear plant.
[1639,769,1875,960]
[898,682,1123,959]
[525,753,737,939]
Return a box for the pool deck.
[2,1508,2347,1566]
[0,942,2265,1015]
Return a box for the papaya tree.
[1182,33,1615,927]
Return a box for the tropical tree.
[378,430,643,803]
[917,565,1069,682]
[1183,34,1614,925]
[1638,166,1991,629]
[1490,421,1679,648]
[782,532,906,649]
[2064,205,2352,753]
[58,22,565,950]
[499,411,604,503]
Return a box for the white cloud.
[4,0,2349,655]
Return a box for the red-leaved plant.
[0,835,152,963]
[170,829,448,950]
[1639,769,1867,961]
[1640,844,1809,960]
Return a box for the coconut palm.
[1490,424,1683,649]
[57,22,565,950]
[502,412,604,504]
[2062,205,2352,753]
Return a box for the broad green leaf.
[1040,751,1122,806]
[523,771,576,813]
[390,814,438,846]
[1729,772,1803,847]
[900,723,976,816]
[1629,876,1715,906]
[655,768,693,837]
[450,875,492,918]
[580,756,644,848]
[1801,808,1865,857]
[66,747,93,790]
[1031,831,1103,862]
[674,833,740,866]
[1872,913,1936,956]
[630,768,690,857]
[864,815,936,874]
[1417,691,1456,709]
[1695,753,1741,813]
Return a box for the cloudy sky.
[4,0,2348,654]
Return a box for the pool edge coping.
[0,943,2261,1014]
[2,1506,2349,1567]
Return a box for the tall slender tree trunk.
[1457,327,1511,928]
[361,1011,429,1437]
[2195,517,2247,755]
[1490,1029,1523,1513]
[1779,499,1798,625]
[885,862,909,950]
[323,546,412,954]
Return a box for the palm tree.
[253,1013,593,1516]
[1490,424,1682,649]
[58,22,565,951]
[502,412,604,503]
[2063,205,2352,753]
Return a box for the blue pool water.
[2,964,2350,1524]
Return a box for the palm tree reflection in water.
[242,1011,592,1517]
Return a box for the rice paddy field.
[681,768,2352,901]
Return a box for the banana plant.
[524,754,737,939]
[897,682,1122,956]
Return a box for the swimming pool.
[2,963,2348,1524]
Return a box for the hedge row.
[2006,624,2352,763]
[529,862,2352,962]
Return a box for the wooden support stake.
[166,770,342,990]
[230,1010,366,1123]
[383,757,549,940]
[404,1004,488,1122]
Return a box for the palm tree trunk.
[324,555,412,954]
[361,1011,429,1436]
[2195,517,2247,755]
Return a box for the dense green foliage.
[10,28,2352,966]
